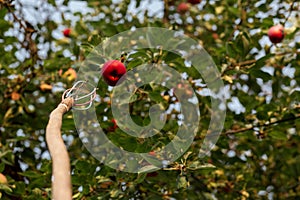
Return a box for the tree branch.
[46,97,74,200]
[225,113,300,135]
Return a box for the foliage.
[0,0,300,199]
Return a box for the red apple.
[11,91,21,101]
[101,60,126,86]
[212,33,219,40]
[63,28,72,37]
[174,83,194,99]
[108,119,118,132]
[148,151,156,156]
[188,0,201,5]
[0,173,7,184]
[177,3,189,14]
[268,24,284,44]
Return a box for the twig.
[225,113,300,135]
[235,59,257,67]
[283,0,297,25]
[163,0,170,24]
[46,97,74,200]
[225,126,253,135]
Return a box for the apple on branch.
[62,28,72,37]
[268,24,284,44]
[101,60,127,86]
[177,2,190,14]
[0,173,8,184]
[107,119,118,132]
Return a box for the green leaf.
[253,54,274,70]
[177,175,189,189]
[269,131,287,140]
[226,41,237,58]
[149,91,163,102]
[126,58,144,70]
[135,173,147,184]
[138,165,159,174]
[13,181,26,195]
[18,171,41,178]
[0,163,4,173]
[0,184,12,193]
[256,110,269,120]
[73,44,80,58]
[228,7,239,16]
[187,161,216,170]
[249,69,272,82]
[95,176,112,183]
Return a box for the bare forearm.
[46,98,73,200]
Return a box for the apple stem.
[46,97,73,200]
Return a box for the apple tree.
[0,0,300,199]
